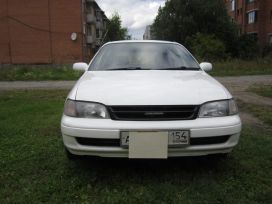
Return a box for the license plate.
[120,130,190,147]
[168,130,190,146]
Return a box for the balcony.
[86,14,96,24]
[86,36,94,44]
[96,21,103,29]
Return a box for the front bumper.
[61,115,242,158]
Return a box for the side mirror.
[200,62,213,72]
[73,62,88,72]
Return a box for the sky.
[96,0,165,39]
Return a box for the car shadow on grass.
[67,154,237,177]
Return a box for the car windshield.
[89,42,200,71]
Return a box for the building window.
[270,11,272,24]
[231,0,235,11]
[96,29,100,38]
[85,2,92,13]
[96,10,101,20]
[248,33,258,42]
[86,26,92,36]
[247,0,254,4]
[269,35,272,45]
[247,11,258,24]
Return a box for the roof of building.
[94,0,108,20]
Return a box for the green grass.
[0,90,272,203]
[0,65,82,81]
[0,59,272,81]
[248,85,272,98]
[238,100,272,126]
[210,59,272,76]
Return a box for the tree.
[236,34,259,59]
[152,0,238,56]
[186,33,227,61]
[104,13,130,42]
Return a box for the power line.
[0,15,82,34]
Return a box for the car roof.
[104,40,180,46]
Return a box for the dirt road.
[217,75,272,106]
[1,75,271,105]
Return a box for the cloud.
[96,0,165,39]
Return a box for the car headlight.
[64,99,110,119]
[199,99,238,118]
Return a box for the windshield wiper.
[103,66,200,71]
[106,67,148,71]
[156,66,201,71]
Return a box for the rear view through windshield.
[89,43,200,71]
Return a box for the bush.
[236,34,259,59]
[187,33,227,61]
[263,45,272,58]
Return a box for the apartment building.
[225,0,272,50]
[83,0,108,61]
[0,0,108,64]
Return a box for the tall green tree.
[152,0,238,56]
[104,13,130,42]
[187,33,227,61]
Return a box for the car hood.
[74,71,230,105]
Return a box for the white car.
[61,40,241,159]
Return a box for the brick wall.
[50,0,83,64]
[0,0,83,64]
[0,0,11,63]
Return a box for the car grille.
[76,135,230,147]
[107,105,199,121]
